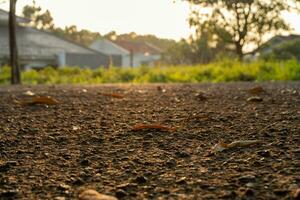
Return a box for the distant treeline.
[21,1,300,65]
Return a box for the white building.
[0,9,109,69]
[90,39,163,67]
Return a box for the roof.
[0,24,106,58]
[111,40,163,54]
[0,8,30,24]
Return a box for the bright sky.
[1,0,300,41]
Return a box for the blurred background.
[1,0,300,84]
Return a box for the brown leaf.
[247,86,265,95]
[99,92,124,99]
[210,140,262,154]
[227,140,262,148]
[18,96,59,106]
[210,142,229,153]
[132,124,176,132]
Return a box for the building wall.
[90,39,162,67]
[65,53,109,69]
[134,54,161,67]
[122,53,161,67]
[0,25,109,69]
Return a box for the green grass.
[1,59,300,84]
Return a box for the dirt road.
[0,82,299,199]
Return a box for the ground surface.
[0,82,299,200]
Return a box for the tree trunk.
[235,42,244,61]
[9,0,21,84]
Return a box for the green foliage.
[187,0,300,59]
[0,60,299,85]
[261,39,300,61]
[22,3,54,30]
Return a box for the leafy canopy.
[187,0,300,58]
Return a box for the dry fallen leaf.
[247,86,265,95]
[132,124,176,132]
[227,140,262,148]
[17,96,59,106]
[79,189,117,200]
[210,142,229,153]
[99,92,124,99]
[210,140,262,154]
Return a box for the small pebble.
[175,151,190,158]
[115,189,128,198]
[79,189,117,200]
[135,176,148,184]
[247,96,263,102]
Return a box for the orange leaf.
[132,124,176,132]
[19,96,59,106]
[247,86,265,95]
[99,92,124,99]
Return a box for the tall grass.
[0,59,299,84]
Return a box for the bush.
[0,60,299,85]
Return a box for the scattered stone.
[0,161,11,172]
[247,96,263,102]
[176,177,187,184]
[116,183,138,191]
[80,159,91,166]
[115,189,128,198]
[0,189,19,198]
[135,176,148,184]
[244,188,255,196]
[166,158,177,168]
[219,190,237,198]
[257,150,271,157]
[58,183,71,191]
[157,86,166,93]
[291,188,300,199]
[245,182,256,188]
[274,189,288,196]
[195,92,207,101]
[72,177,85,186]
[54,197,66,200]
[175,151,190,158]
[238,175,256,183]
[79,189,117,200]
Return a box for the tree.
[22,2,54,30]
[9,0,21,84]
[187,0,300,60]
[22,3,101,46]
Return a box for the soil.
[0,82,299,200]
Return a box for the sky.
[0,0,300,41]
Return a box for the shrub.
[0,59,299,84]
